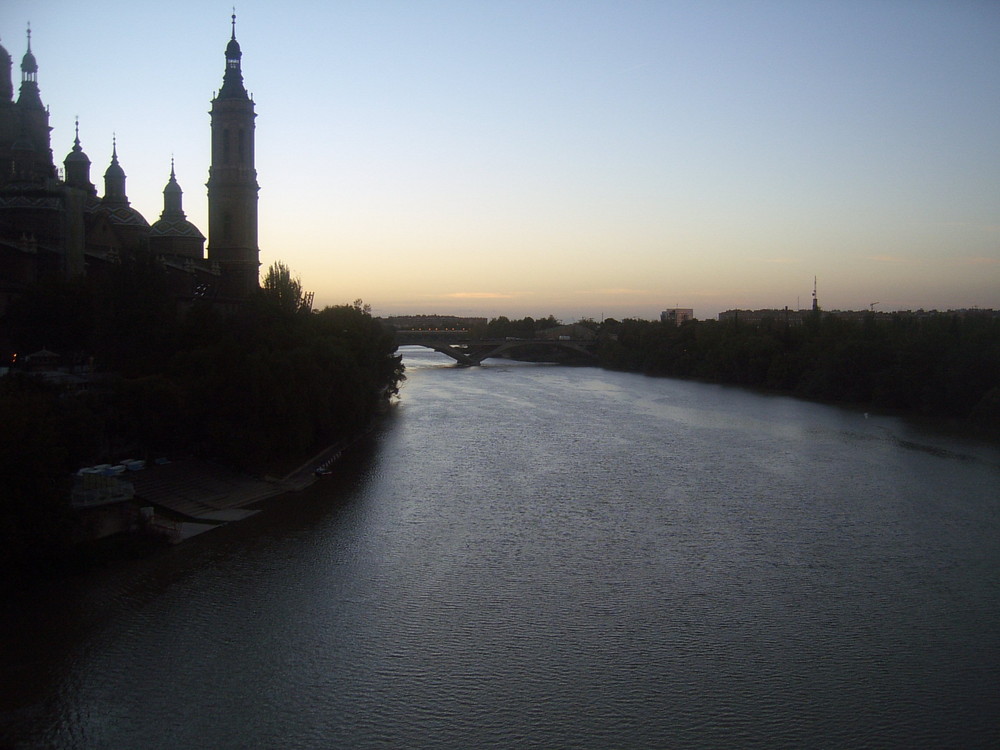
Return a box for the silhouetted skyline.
[7,0,998,319]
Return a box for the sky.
[4,0,999,320]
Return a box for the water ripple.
[3,354,1000,748]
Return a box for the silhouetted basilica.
[0,16,260,314]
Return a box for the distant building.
[0,15,260,313]
[660,308,693,326]
[382,314,488,331]
[718,307,999,326]
[718,308,806,326]
[536,323,597,341]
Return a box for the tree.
[260,261,305,314]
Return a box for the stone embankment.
[130,442,348,541]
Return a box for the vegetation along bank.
[0,259,403,580]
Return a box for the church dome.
[97,203,150,229]
[150,216,205,240]
[64,121,96,193]
[20,47,37,75]
[65,148,89,164]
[104,158,124,180]
[150,162,203,239]
[65,134,90,164]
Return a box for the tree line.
[452,311,999,428]
[594,312,1000,428]
[467,314,562,339]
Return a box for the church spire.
[149,157,205,260]
[218,10,248,100]
[22,23,36,78]
[70,118,84,156]
[102,134,129,205]
[64,117,96,193]
[162,156,185,216]
[17,23,43,109]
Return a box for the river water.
[3,348,999,749]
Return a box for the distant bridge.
[393,330,598,367]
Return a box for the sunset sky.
[5,0,999,320]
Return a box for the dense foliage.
[468,314,562,339]
[160,296,403,468]
[597,313,1000,428]
[0,259,404,574]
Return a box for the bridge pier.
[425,342,476,366]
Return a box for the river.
[2,347,999,748]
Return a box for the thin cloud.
[439,292,515,299]
[866,254,913,263]
[580,288,650,296]
[958,256,1000,266]
[934,222,1000,233]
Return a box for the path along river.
[3,347,1000,748]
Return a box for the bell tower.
[207,13,259,297]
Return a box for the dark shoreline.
[5,410,392,594]
[605,363,1000,444]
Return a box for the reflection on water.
[3,348,999,749]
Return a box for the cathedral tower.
[11,25,55,184]
[206,13,259,297]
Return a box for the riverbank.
[598,363,1000,444]
[594,313,1000,434]
[10,432,375,595]
[128,435,364,544]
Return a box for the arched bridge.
[393,331,598,366]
